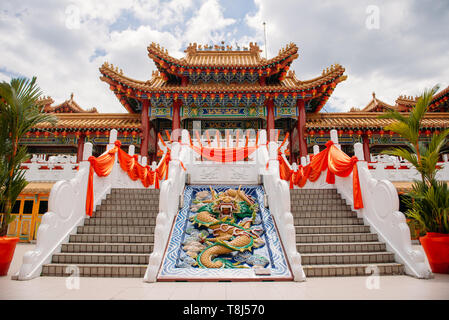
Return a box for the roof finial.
[70,92,74,101]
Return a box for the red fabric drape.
[280,140,364,209]
[190,145,258,162]
[85,140,177,216]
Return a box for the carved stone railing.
[368,159,449,181]
[21,160,79,182]
[262,136,306,282]
[351,143,432,278]
[144,133,188,282]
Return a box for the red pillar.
[362,134,371,162]
[172,100,181,140]
[289,128,295,163]
[297,99,308,158]
[266,99,275,141]
[140,99,150,161]
[76,134,85,163]
[148,119,157,163]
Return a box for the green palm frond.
[0,76,56,236]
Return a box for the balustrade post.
[128,145,135,156]
[330,129,341,149]
[313,145,320,155]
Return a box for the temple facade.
[9,41,449,246]
[22,42,449,167]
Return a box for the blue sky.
[0,0,448,113]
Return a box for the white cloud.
[184,0,236,44]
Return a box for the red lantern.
[425,130,431,137]
[62,131,67,138]
[367,130,373,137]
[348,129,354,136]
[356,130,363,136]
[123,130,128,138]
[338,129,344,136]
[96,130,100,137]
[379,129,385,137]
[131,130,137,138]
[85,130,91,137]
[35,131,40,138]
[309,130,315,137]
[319,130,325,137]
[44,131,49,139]
[54,131,59,138]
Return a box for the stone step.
[93,211,159,219]
[296,242,386,254]
[110,188,160,194]
[290,199,347,206]
[51,252,150,265]
[70,233,154,243]
[300,252,395,265]
[291,211,357,219]
[100,199,160,205]
[95,204,159,212]
[290,189,338,194]
[295,225,371,234]
[105,195,160,201]
[296,233,378,243]
[61,243,153,254]
[290,194,341,200]
[41,264,147,277]
[294,217,364,226]
[303,263,405,277]
[77,225,155,234]
[83,217,156,226]
[290,204,352,211]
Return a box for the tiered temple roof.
[38,93,98,114]
[99,42,347,114]
[306,112,449,131]
[31,113,141,135]
[361,86,449,113]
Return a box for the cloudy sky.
[1,0,448,113]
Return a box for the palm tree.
[379,85,449,234]
[379,85,449,185]
[0,77,56,237]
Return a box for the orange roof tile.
[306,112,449,129]
[100,62,346,93]
[148,42,299,69]
[33,113,141,131]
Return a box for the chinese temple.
[21,42,449,166]
[12,42,449,245]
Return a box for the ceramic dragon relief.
[182,186,269,269]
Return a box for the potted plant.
[380,85,449,274]
[0,77,56,276]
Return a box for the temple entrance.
[183,118,264,135]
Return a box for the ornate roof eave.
[147,42,300,79]
[305,111,449,130]
[31,113,142,132]
[362,92,395,112]
[99,56,347,113]
[100,63,346,94]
